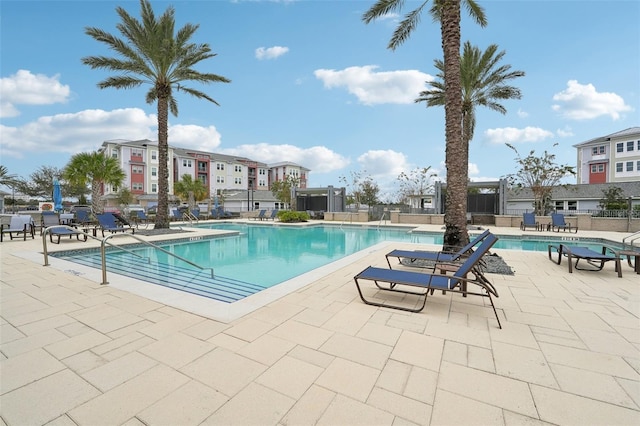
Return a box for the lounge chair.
[267,209,279,221]
[0,215,35,242]
[520,213,540,231]
[96,213,135,237]
[354,233,501,328]
[549,213,577,233]
[73,210,95,226]
[548,244,622,277]
[43,214,87,243]
[112,212,136,230]
[134,210,152,228]
[385,229,491,268]
[251,210,266,220]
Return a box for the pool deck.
[1,221,639,425]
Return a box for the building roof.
[268,161,310,171]
[508,181,640,201]
[573,127,640,147]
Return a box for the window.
[590,164,604,173]
[627,161,634,172]
[259,169,265,175]
[217,163,225,170]
[617,143,624,153]
[554,201,564,211]
[183,159,192,167]
[198,162,207,172]
[254,202,260,210]
[216,176,224,183]
[235,165,242,172]
[568,201,577,211]
[132,183,143,191]
[151,183,157,193]
[151,167,157,177]
[131,148,143,157]
[234,177,242,185]
[616,162,623,173]
[637,140,640,151]
[111,148,118,159]
[637,160,640,171]
[198,175,207,185]
[151,150,157,160]
[627,141,635,152]
[132,165,143,174]
[591,146,605,155]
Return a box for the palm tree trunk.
[441,0,469,249]
[155,94,170,229]
[92,180,103,214]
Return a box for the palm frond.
[362,0,406,24]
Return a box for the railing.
[42,225,214,285]
[504,209,640,218]
[622,231,640,249]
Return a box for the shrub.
[277,210,310,223]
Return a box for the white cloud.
[516,108,529,118]
[255,46,289,60]
[169,124,222,152]
[551,80,632,120]
[485,126,554,144]
[221,143,349,173]
[556,126,574,138]
[468,163,479,176]
[1,108,157,159]
[357,149,410,178]
[0,69,71,117]
[314,65,432,105]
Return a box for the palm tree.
[416,41,525,147]
[63,152,126,214]
[82,0,230,229]
[174,174,207,210]
[0,165,18,188]
[363,0,487,249]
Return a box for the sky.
[1,0,639,200]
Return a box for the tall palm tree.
[0,165,18,188]
[363,0,487,249]
[63,152,126,214]
[416,41,525,147]
[82,0,230,229]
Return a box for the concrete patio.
[1,223,638,425]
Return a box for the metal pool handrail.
[42,226,214,285]
[622,230,640,249]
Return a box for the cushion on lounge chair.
[96,213,135,237]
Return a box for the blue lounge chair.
[548,244,622,277]
[251,210,266,220]
[96,213,135,237]
[135,210,151,228]
[550,213,577,233]
[43,214,87,244]
[267,209,279,221]
[520,213,540,231]
[385,229,491,268]
[73,209,94,226]
[354,234,501,328]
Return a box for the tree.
[598,186,627,211]
[174,174,207,209]
[0,165,18,188]
[505,144,575,216]
[82,0,230,229]
[416,41,524,148]
[270,175,299,208]
[116,187,134,210]
[363,0,487,250]
[359,177,380,207]
[63,152,126,214]
[397,166,437,206]
[339,170,368,209]
[12,166,88,200]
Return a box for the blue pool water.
[51,223,622,303]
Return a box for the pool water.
[51,223,622,303]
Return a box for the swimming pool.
[50,223,623,305]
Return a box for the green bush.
[277,211,310,223]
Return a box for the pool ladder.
[622,230,640,250]
[42,226,214,285]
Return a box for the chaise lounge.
[385,229,491,268]
[96,213,136,237]
[520,213,540,231]
[354,233,502,328]
[549,213,578,233]
[548,244,622,277]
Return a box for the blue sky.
[1,0,638,199]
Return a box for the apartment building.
[574,127,640,184]
[99,139,307,205]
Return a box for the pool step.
[60,252,264,303]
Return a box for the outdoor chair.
[520,213,540,231]
[73,210,95,226]
[1,215,35,242]
[134,210,151,228]
[96,213,135,237]
[112,212,135,230]
[385,229,491,268]
[251,210,266,220]
[549,213,577,233]
[548,244,622,277]
[267,209,279,221]
[43,219,88,244]
[354,234,502,328]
